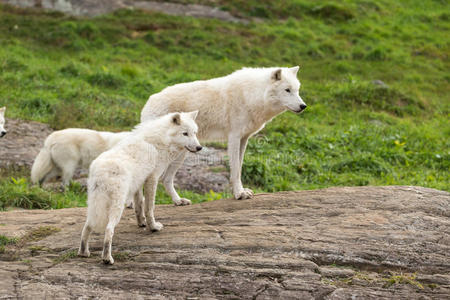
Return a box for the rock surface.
[0,118,52,169]
[0,186,449,299]
[0,0,248,22]
[0,118,229,193]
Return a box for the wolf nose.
[196,146,203,151]
[300,104,307,111]
[0,131,6,137]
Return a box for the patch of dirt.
[0,186,449,298]
[0,118,230,193]
[0,0,249,22]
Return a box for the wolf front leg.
[162,152,191,206]
[228,134,253,200]
[144,176,164,232]
[239,135,253,197]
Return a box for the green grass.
[149,0,362,20]
[0,0,448,209]
[0,176,86,210]
[0,234,18,253]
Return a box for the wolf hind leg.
[134,188,146,227]
[78,222,92,257]
[102,198,125,265]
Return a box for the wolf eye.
[183,132,188,136]
[285,88,291,93]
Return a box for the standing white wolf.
[141,67,307,202]
[31,128,130,188]
[0,107,7,138]
[78,111,202,265]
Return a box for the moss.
[53,250,78,264]
[112,251,133,262]
[383,273,424,289]
[23,226,61,243]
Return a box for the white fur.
[31,128,130,189]
[0,107,6,138]
[78,112,201,264]
[141,67,307,200]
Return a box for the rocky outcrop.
[0,186,449,299]
[0,118,52,169]
[0,0,248,22]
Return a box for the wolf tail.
[31,147,54,185]
[86,185,112,232]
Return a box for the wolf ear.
[172,113,181,125]
[290,66,300,75]
[187,110,199,120]
[0,107,5,115]
[271,69,282,81]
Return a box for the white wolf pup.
[78,111,202,265]
[141,67,307,202]
[31,128,130,188]
[0,107,7,138]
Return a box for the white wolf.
[141,67,307,202]
[31,128,130,188]
[78,111,202,265]
[0,107,6,138]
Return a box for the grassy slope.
[0,0,448,209]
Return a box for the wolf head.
[265,66,307,113]
[0,107,6,138]
[168,111,202,153]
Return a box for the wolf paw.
[173,198,192,206]
[150,222,164,232]
[234,188,253,200]
[136,214,146,227]
[78,249,90,257]
[102,256,114,265]
[126,201,134,209]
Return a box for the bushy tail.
[86,177,112,232]
[31,148,54,185]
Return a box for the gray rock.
[372,79,389,88]
[0,186,449,299]
[0,0,249,22]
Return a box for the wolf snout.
[185,145,203,153]
[293,104,307,113]
[0,131,6,137]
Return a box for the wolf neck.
[241,74,286,123]
[135,123,182,159]
[261,101,286,121]
[253,85,286,125]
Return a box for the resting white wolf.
[0,107,7,138]
[31,128,130,188]
[141,67,307,202]
[78,111,202,265]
